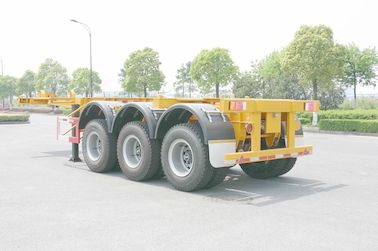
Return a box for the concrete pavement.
[1,114,377,250]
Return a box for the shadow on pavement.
[108,167,345,207]
[195,168,347,206]
[31,150,73,159]
[60,154,346,207]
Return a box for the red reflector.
[305,102,316,112]
[230,101,246,111]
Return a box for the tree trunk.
[312,79,318,100]
[352,72,357,103]
[182,85,184,97]
[144,85,147,97]
[189,82,192,98]
[353,83,357,102]
[215,84,220,98]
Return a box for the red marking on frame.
[268,155,276,160]
[259,156,268,161]
[236,155,250,164]
[68,117,81,144]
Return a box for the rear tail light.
[230,101,247,111]
[305,101,317,112]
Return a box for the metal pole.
[70,19,93,97]
[89,32,93,98]
[1,56,3,76]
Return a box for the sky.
[1,0,377,95]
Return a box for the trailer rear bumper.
[224,145,313,165]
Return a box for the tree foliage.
[17,70,35,97]
[259,52,308,99]
[282,25,343,100]
[35,58,69,96]
[121,47,165,97]
[191,48,239,97]
[317,82,345,110]
[233,63,262,98]
[340,44,378,101]
[234,49,344,109]
[71,68,102,97]
[0,75,17,106]
[173,62,197,97]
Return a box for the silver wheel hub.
[168,139,194,177]
[123,135,142,168]
[87,131,102,161]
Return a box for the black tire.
[161,123,215,192]
[277,158,297,176]
[117,121,161,181]
[240,138,297,179]
[82,119,118,173]
[204,168,228,189]
[151,167,165,179]
[240,158,296,179]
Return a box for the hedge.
[299,117,311,125]
[5,107,63,114]
[319,110,378,120]
[0,113,30,123]
[297,110,378,121]
[318,119,378,133]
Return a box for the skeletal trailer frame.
[18,93,320,167]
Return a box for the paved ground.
[1,114,377,250]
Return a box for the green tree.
[233,63,263,98]
[71,68,102,97]
[191,48,239,98]
[121,47,165,97]
[173,62,196,97]
[283,25,343,100]
[318,82,345,110]
[35,58,70,96]
[340,44,378,101]
[259,51,309,99]
[0,75,17,107]
[17,70,35,97]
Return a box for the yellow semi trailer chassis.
[18,93,319,191]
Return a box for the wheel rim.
[122,135,142,168]
[87,131,102,161]
[168,139,194,177]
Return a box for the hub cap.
[168,139,194,177]
[123,135,142,168]
[87,131,102,161]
